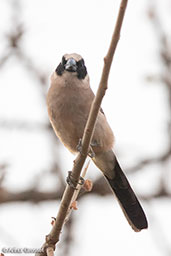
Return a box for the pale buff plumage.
[47,53,148,232]
[47,54,115,178]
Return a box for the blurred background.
[0,0,171,255]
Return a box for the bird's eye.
[77,59,84,68]
[61,56,66,66]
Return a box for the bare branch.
[0,174,171,206]
[0,188,63,204]
[126,149,171,174]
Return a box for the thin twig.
[64,159,91,223]
[36,1,128,255]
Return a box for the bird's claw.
[66,171,84,189]
[76,138,83,154]
[88,146,95,158]
[76,138,95,158]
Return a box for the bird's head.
[55,53,87,80]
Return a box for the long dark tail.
[105,159,148,232]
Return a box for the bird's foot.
[66,171,84,189]
[76,138,95,158]
[88,146,95,158]
[89,140,100,158]
[76,138,83,154]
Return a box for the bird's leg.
[89,139,101,158]
[88,145,95,158]
[76,138,95,158]
[66,171,84,189]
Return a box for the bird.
[47,53,148,232]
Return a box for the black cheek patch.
[77,66,87,79]
[55,63,64,76]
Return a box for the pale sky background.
[0,0,171,255]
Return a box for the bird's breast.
[47,86,90,153]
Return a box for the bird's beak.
[65,58,77,72]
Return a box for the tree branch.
[36,1,128,255]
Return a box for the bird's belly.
[47,91,114,154]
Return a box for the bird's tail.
[105,158,148,232]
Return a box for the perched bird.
[47,53,148,232]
